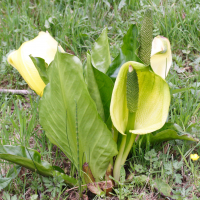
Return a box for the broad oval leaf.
[106,24,141,78]
[149,129,198,144]
[149,123,198,144]
[0,145,77,186]
[39,51,118,181]
[137,123,198,146]
[91,27,111,73]
[85,52,114,124]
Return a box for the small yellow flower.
[190,154,199,161]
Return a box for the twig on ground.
[0,89,34,95]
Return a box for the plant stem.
[113,112,137,182]
[113,134,127,182]
[120,133,137,166]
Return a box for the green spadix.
[126,65,139,113]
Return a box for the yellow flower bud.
[150,36,172,79]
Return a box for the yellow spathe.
[110,61,170,135]
[150,36,172,79]
[7,32,64,96]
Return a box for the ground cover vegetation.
[0,0,200,199]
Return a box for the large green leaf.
[39,51,118,181]
[149,129,198,144]
[106,24,141,78]
[85,52,114,124]
[149,123,198,144]
[91,27,111,74]
[0,145,77,186]
[138,123,198,146]
[0,165,21,191]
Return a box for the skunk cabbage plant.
[7,31,64,96]
[110,56,171,181]
[2,9,198,195]
[110,9,170,181]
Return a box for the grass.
[0,0,200,199]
